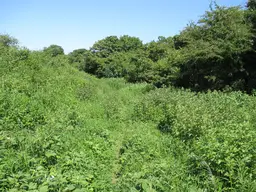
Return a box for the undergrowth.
[0,46,255,191]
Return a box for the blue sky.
[1,0,246,53]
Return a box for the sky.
[1,0,247,53]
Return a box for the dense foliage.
[1,34,256,191]
[43,45,65,57]
[1,1,256,191]
[68,4,256,93]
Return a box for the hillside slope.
[0,48,255,191]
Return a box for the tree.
[83,35,144,78]
[43,45,64,57]
[247,0,256,10]
[0,34,18,48]
[68,48,88,70]
[243,0,256,92]
[124,52,155,83]
[119,35,143,52]
[84,52,104,75]
[91,36,120,58]
[90,35,143,58]
[174,5,254,91]
[145,36,174,62]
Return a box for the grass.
[0,48,255,191]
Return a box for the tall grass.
[0,46,255,191]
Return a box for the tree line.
[2,1,256,93]
[67,1,256,93]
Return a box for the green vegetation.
[1,1,256,191]
[69,3,256,93]
[43,45,65,57]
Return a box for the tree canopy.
[43,44,64,57]
[0,34,18,48]
[65,2,256,93]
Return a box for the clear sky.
[1,0,247,53]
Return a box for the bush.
[135,88,256,190]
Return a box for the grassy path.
[111,130,124,184]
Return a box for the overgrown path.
[97,83,185,191]
[111,129,124,184]
[1,57,255,191]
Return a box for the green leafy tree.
[247,0,256,9]
[124,52,155,83]
[68,48,88,70]
[84,35,144,78]
[145,36,174,62]
[119,35,143,52]
[84,52,103,75]
[91,36,120,58]
[98,52,130,78]
[175,5,254,91]
[91,35,143,58]
[68,48,87,63]
[0,34,18,48]
[43,44,64,57]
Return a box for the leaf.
[142,181,150,190]
[39,186,48,192]
[9,189,19,192]
[28,182,37,190]
[64,184,76,191]
[73,189,85,192]
[45,151,56,158]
